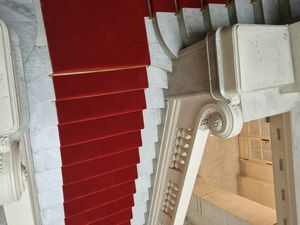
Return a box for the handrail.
[147,97,242,225]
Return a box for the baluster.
[172,129,193,171]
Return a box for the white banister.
[171,128,209,225]
[0,18,26,205]
[148,96,243,225]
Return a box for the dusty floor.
[198,135,240,194]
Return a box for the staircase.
[0,0,299,225]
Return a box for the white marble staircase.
[144,0,300,225]
[0,0,299,225]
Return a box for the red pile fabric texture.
[41,0,150,223]
[177,0,202,9]
[41,0,150,74]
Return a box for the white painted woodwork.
[289,106,300,225]
[282,21,300,93]
[0,18,41,225]
[4,187,35,225]
[166,41,210,97]
[216,24,294,99]
[169,23,300,121]
[270,113,298,225]
[0,19,19,137]
[171,128,209,225]
[147,99,182,225]
[148,22,300,225]
[2,1,300,225]
[147,94,243,225]
[0,18,26,205]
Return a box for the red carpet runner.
[150,0,230,13]
[41,0,149,224]
[41,0,231,224]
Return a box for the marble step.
[40,204,65,225]
[131,130,158,224]
[253,0,280,24]
[289,0,300,18]
[132,177,152,224]
[175,0,206,45]
[131,207,146,225]
[278,0,291,22]
[234,0,255,23]
[134,182,151,213]
[145,18,173,72]
[178,8,206,45]
[154,12,184,58]
[203,3,231,31]
[227,1,238,25]
[149,0,184,58]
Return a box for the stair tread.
[180,8,206,44]
[53,68,148,100]
[150,0,176,13]
[65,196,134,225]
[63,166,138,201]
[290,0,300,17]
[61,131,142,166]
[56,90,146,124]
[58,111,144,147]
[207,3,230,30]
[261,0,280,24]
[235,0,255,24]
[88,208,133,225]
[144,18,173,72]
[41,0,150,74]
[64,182,136,218]
[155,12,184,57]
[62,148,140,184]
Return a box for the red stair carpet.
[41,0,150,223]
[41,0,230,224]
[53,68,149,100]
[149,0,229,14]
[61,131,142,166]
[41,0,150,74]
[64,181,136,217]
[149,0,176,13]
[176,0,202,9]
[63,166,138,202]
[204,0,230,4]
